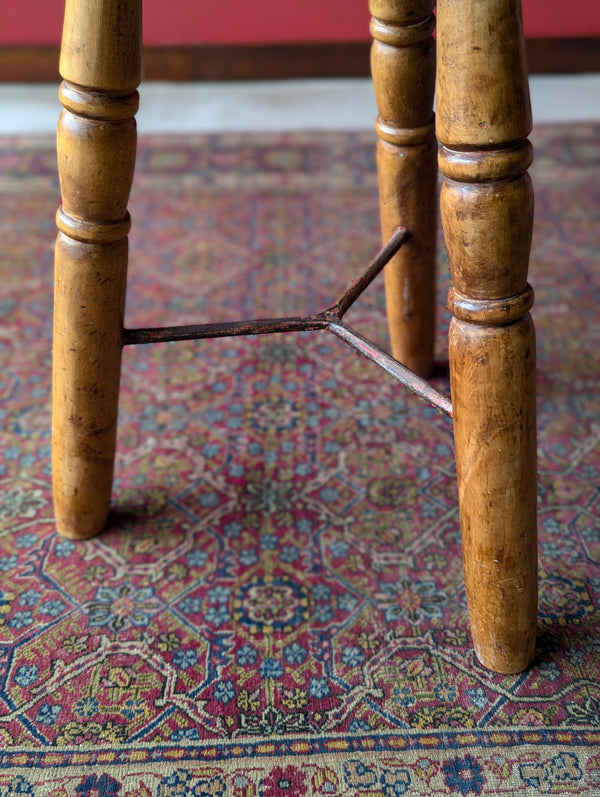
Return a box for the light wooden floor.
[1,75,599,135]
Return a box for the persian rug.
[0,122,599,796]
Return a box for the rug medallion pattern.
[0,124,599,794]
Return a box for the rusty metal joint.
[121,225,452,416]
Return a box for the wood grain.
[369,0,437,376]
[52,0,141,539]
[437,0,538,673]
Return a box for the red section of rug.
[0,125,599,793]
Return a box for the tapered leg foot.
[437,0,538,672]
[52,0,141,539]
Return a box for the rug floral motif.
[0,123,599,794]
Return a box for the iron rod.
[121,228,451,419]
[124,227,409,347]
[124,315,328,346]
[328,322,453,418]
[327,226,409,319]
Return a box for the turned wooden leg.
[369,0,437,377]
[52,0,141,539]
[437,0,538,672]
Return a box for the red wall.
[2,0,599,46]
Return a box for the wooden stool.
[52,0,538,674]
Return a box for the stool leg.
[437,0,538,672]
[52,0,141,539]
[369,0,437,377]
